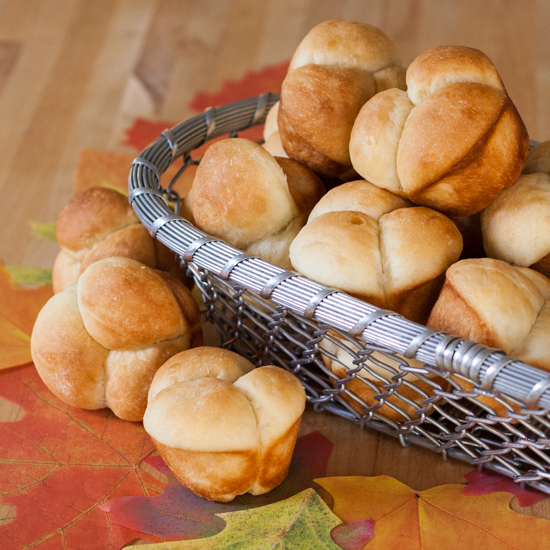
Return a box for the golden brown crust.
[56,186,138,252]
[427,259,550,370]
[154,440,258,503]
[481,173,550,269]
[105,336,193,421]
[80,224,156,273]
[290,206,462,322]
[153,240,193,288]
[148,346,254,401]
[192,138,296,250]
[278,101,350,177]
[280,64,375,166]
[251,419,301,495]
[406,45,505,105]
[31,286,108,410]
[290,210,387,307]
[350,46,529,218]
[191,138,323,270]
[405,96,528,217]
[143,350,306,502]
[32,257,202,421]
[349,89,414,195]
[523,140,550,175]
[279,20,406,178]
[427,279,493,346]
[53,186,193,293]
[52,251,81,295]
[275,157,325,213]
[398,83,506,195]
[388,274,445,325]
[531,254,550,279]
[78,257,189,350]
[288,20,403,74]
[308,179,410,223]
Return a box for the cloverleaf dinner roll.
[427,258,550,371]
[481,173,550,277]
[278,20,406,178]
[31,257,202,421]
[143,347,306,502]
[289,181,463,324]
[262,101,288,159]
[523,139,550,176]
[190,138,324,270]
[53,186,188,294]
[350,45,529,217]
[321,338,448,422]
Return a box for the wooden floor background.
[2,0,550,538]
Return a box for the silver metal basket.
[129,93,550,494]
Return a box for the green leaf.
[5,266,52,286]
[28,221,57,243]
[132,488,342,549]
[100,180,128,196]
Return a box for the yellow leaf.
[0,263,52,370]
[28,220,57,243]
[5,266,52,286]
[316,475,550,550]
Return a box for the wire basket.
[129,93,550,494]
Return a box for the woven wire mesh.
[129,93,550,494]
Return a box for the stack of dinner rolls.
[180,19,549,411]
[278,20,406,178]
[29,18,550,507]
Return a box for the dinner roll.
[290,182,463,323]
[262,101,288,158]
[523,139,550,175]
[427,258,550,371]
[321,337,448,422]
[144,347,306,502]
[31,257,202,421]
[350,46,529,217]
[53,186,189,293]
[481,173,550,277]
[278,20,406,177]
[190,138,324,270]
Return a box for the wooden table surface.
[2,0,550,540]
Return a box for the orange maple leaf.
[316,475,550,550]
[0,364,165,549]
[0,265,52,371]
[74,149,191,199]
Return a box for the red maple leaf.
[100,431,333,541]
[188,60,289,112]
[462,468,550,507]
[330,519,376,550]
[0,365,166,550]
[123,60,289,154]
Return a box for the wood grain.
[2,0,550,536]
